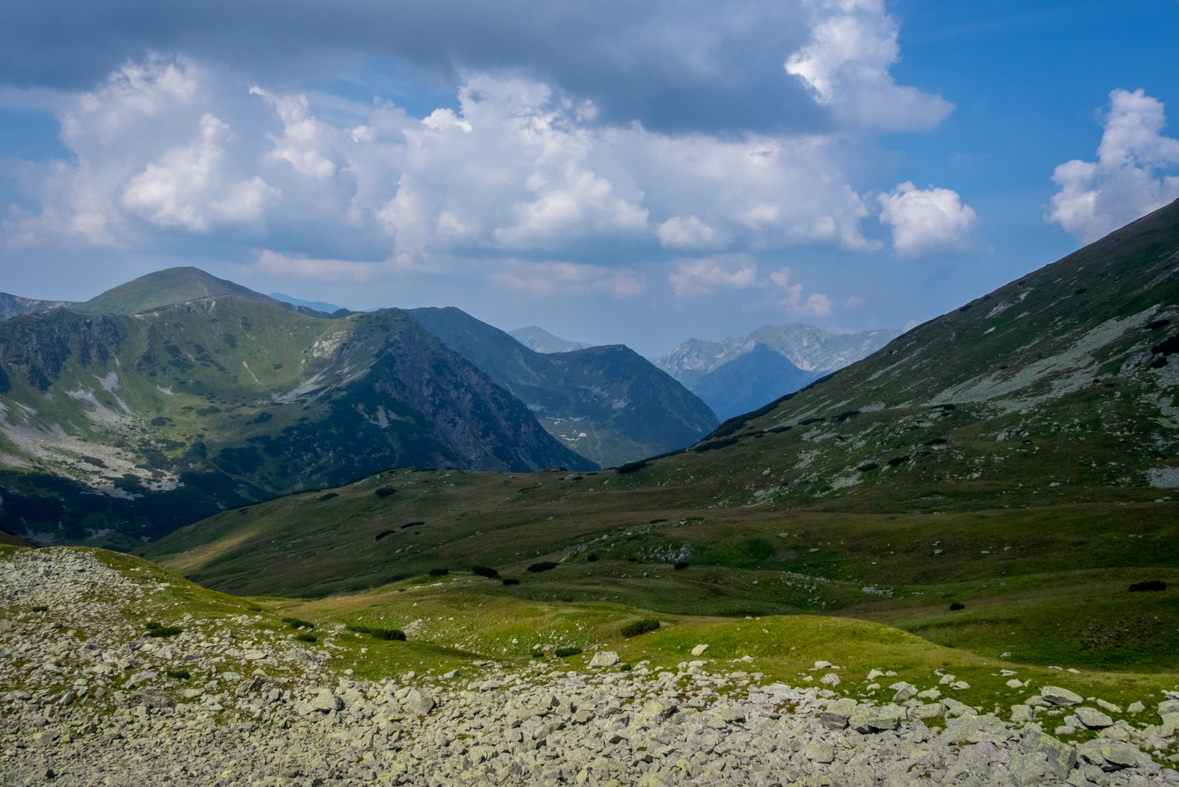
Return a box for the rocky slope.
[0,298,590,548]
[656,324,899,391]
[0,293,77,322]
[3,547,1177,787]
[409,307,717,468]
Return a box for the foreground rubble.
[2,548,1178,787]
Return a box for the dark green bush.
[166,669,191,680]
[503,578,520,586]
[346,623,372,634]
[472,566,499,579]
[146,624,182,638]
[527,562,558,573]
[887,455,910,466]
[858,463,879,472]
[429,568,449,577]
[531,649,544,659]
[949,602,965,611]
[619,663,633,672]
[282,617,314,630]
[836,410,860,422]
[318,492,338,502]
[616,461,647,474]
[674,561,690,570]
[370,628,406,641]
[401,521,425,529]
[295,632,318,642]
[374,487,396,498]
[555,646,582,658]
[621,619,660,638]
[586,553,598,563]
[1130,580,1167,592]
[375,530,395,541]
[31,605,49,612]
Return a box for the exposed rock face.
[3,548,1178,787]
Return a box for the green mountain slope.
[77,267,332,318]
[146,201,1179,671]
[409,307,718,467]
[0,298,592,547]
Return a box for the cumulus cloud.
[668,255,759,297]
[878,182,978,258]
[252,249,381,281]
[491,260,645,298]
[656,215,723,249]
[785,0,953,131]
[1047,88,1179,243]
[768,266,832,316]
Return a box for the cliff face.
[0,299,592,547]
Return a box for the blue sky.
[0,0,1176,357]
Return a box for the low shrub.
[619,663,633,672]
[586,553,598,563]
[836,410,860,422]
[31,605,48,613]
[295,632,318,643]
[370,628,406,641]
[166,669,191,680]
[401,521,426,529]
[527,562,558,573]
[318,492,338,502]
[375,529,395,541]
[949,602,965,611]
[374,487,396,498]
[146,621,182,637]
[346,624,372,634]
[626,557,638,563]
[555,646,583,658]
[472,566,499,579]
[673,561,690,570]
[1130,580,1168,592]
[503,578,521,586]
[282,617,314,630]
[429,568,449,577]
[887,455,910,466]
[532,649,544,659]
[616,461,647,474]
[858,463,879,472]
[621,619,660,638]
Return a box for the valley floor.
[3,548,1179,786]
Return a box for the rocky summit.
[4,548,1178,787]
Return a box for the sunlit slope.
[0,299,591,547]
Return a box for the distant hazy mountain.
[509,326,589,353]
[72,267,332,318]
[0,270,593,548]
[657,323,900,390]
[270,293,347,315]
[690,343,822,421]
[409,307,717,467]
[0,293,77,321]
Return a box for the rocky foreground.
[2,548,1178,787]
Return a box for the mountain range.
[508,326,589,353]
[408,308,717,469]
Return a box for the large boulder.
[589,651,620,668]
[1040,686,1083,707]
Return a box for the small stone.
[950,681,970,691]
[1075,707,1114,729]
[243,650,267,661]
[1041,686,1084,707]
[405,688,435,716]
[1128,701,1145,714]
[310,689,343,713]
[589,651,620,668]
[890,682,917,702]
[1011,704,1033,723]
[690,644,709,657]
[820,698,857,730]
[820,673,840,686]
[805,741,834,763]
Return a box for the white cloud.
[1047,89,1179,243]
[121,114,280,232]
[490,260,645,298]
[878,182,978,258]
[785,0,953,131]
[252,249,380,281]
[656,215,723,249]
[768,266,832,316]
[843,295,864,308]
[669,255,759,297]
[250,88,338,179]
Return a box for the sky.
[0,0,1177,358]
